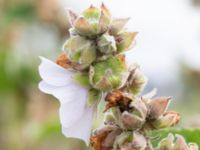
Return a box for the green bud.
[116,32,137,53]
[104,112,116,124]
[89,55,127,91]
[73,4,111,37]
[63,35,96,70]
[97,34,117,54]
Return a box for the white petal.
[62,107,94,145]
[59,87,88,127]
[38,56,74,86]
[38,81,87,103]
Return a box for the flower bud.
[63,35,96,70]
[104,112,116,125]
[97,34,117,54]
[109,18,129,35]
[157,133,174,150]
[148,97,171,120]
[127,66,148,95]
[72,4,111,37]
[189,143,199,150]
[89,55,127,91]
[151,111,180,129]
[121,111,144,130]
[116,32,137,53]
[173,134,189,150]
[130,98,148,119]
[113,132,132,150]
[131,132,147,150]
[91,125,121,150]
[120,132,147,150]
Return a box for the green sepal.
[113,131,132,150]
[87,88,102,106]
[73,72,90,88]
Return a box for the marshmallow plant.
[38,4,198,150]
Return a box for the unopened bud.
[73,4,111,37]
[121,111,144,130]
[151,111,180,129]
[97,34,117,54]
[89,56,126,91]
[127,67,148,95]
[63,35,96,70]
[116,32,137,53]
[148,97,171,120]
[157,133,174,150]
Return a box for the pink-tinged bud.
[131,132,147,150]
[148,97,171,119]
[67,9,78,26]
[119,132,147,150]
[130,98,148,119]
[121,111,144,130]
[151,111,180,129]
[173,134,189,150]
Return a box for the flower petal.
[62,107,94,145]
[38,56,74,86]
[38,81,87,103]
[59,88,88,128]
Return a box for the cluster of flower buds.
[90,90,185,150]
[59,4,137,93]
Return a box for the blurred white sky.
[59,0,200,86]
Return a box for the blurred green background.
[0,0,200,150]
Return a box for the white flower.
[38,56,94,145]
